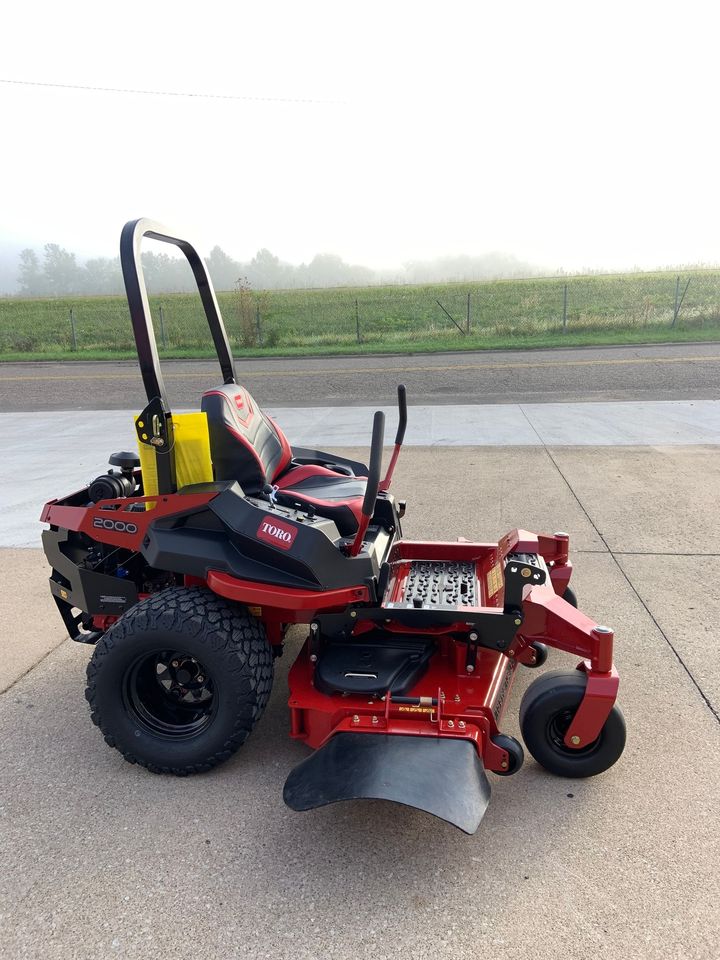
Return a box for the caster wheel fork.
[490,734,524,776]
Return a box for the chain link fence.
[2,271,720,355]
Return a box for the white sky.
[2,0,719,272]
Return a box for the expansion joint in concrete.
[516,405,720,725]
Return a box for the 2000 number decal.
[93,517,139,534]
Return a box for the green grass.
[2,325,720,363]
[2,269,720,360]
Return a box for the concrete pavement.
[1,445,719,960]
[2,400,720,548]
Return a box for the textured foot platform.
[404,560,478,607]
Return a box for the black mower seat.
[201,384,367,536]
[202,384,293,492]
[273,466,366,536]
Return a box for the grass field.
[2,269,720,360]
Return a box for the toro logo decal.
[256,516,297,550]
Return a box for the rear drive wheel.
[85,586,273,775]
[519,669,625,778]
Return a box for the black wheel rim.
[123,650,217,740]
[547,707,600,756]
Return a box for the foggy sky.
[2,1,720,274]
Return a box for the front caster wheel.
[85,586,273,775]
[523,641,548,668]
[490,734,524,776]
[562,585,578,608]
[519,669,625,778]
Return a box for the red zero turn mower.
[40,220,626,834]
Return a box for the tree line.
[15,244,386,296]
[15,243,540,297]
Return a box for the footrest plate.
[314,632,434,696]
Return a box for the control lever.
[349,411,385,557]
[379,384,407,492]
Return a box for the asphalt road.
[1,342,720,411]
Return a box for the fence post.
[562,284,568,331]
[69,306,77,351]
[671,275,690,328]
[255,305,262,345]
[467,292,471,333]
[159,304,167,348]
[355,298,361,343]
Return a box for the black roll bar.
[120,218,236,409]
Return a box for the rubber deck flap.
[283,732,491,834]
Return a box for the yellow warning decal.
[486,562,503,598]
[398,705,434,714]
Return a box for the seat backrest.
[201,384,292,493]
